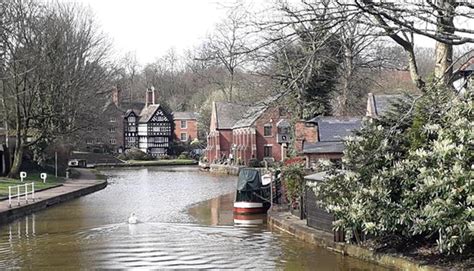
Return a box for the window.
[264,124,272,137]
[181,120,187,129]
[109,117,116,123]
[108,127,116,133]
[180,132,187,141]
[86,139,93,145]
[109,138,116,144]
[128,116,136,123]
[264,145,272,157]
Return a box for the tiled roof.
[139,104,160,123]
[303,141,345,154]
[307,116,361,142]
[374,95,406,116]
[305,170,346,181]
[124,109,139,117]
[120,102,145,112]
[173,111,198,120]
[368,94,415,117]
[232,105,267,129]
[231,93,284,129]
[215,102,250,129]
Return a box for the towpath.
[0,168,107,225]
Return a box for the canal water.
[0,167,387,269]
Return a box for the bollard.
[20,171,27,182]
[40,173,47,183]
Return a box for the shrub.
[281,163,305,209]
[316,88,473,254]
[124,148,153,161]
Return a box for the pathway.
[0,168,107,225]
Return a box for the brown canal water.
[0,167,388,270]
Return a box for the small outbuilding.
[304,171,344,242]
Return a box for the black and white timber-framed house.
[123,87,173,157]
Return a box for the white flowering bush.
[316,88,473,254]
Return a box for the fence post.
[8,186,11,208]
[32,182,35,202]
[17,185,20,206]
[25,183,28,204]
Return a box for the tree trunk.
[8,93,23,178]
[8,143,23,178]
[434,42,453,86]
[434,0,454,87]
[407,50,425,91]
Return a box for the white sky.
[72,1,471,65]
[76,0,232,64]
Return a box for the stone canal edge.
[0,169,107,226]
[267,211,440,271]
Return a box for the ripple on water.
[69,222,280,269]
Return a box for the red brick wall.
[174,119,198,142]
[206,129,234,163]
[255,107,288,162]
[232,128,256,165]
[295,121,318,153]
[219,130,233,157]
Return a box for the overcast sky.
[77,0,232,64]
[74,0,468,66]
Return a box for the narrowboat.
[233,168,272,215]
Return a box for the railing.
[8,182,35,208]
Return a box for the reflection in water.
[0,167,389,269]
[188,193,235,226]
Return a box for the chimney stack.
[145,86,157,107]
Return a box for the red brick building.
[206,97,291,165]
[206,102,249,163]
[232,105,291,165]
[173,112,199,142]
[299,116,361,169]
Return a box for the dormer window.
[128,116,136,123]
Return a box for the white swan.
[128,213,138,224]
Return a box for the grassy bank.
[0,173,63,199]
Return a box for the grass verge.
[0,172,64,199]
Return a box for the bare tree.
[120,51,140,104]
[195,3,252,102]
[0,0,114,176]
[351,0,474,88]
